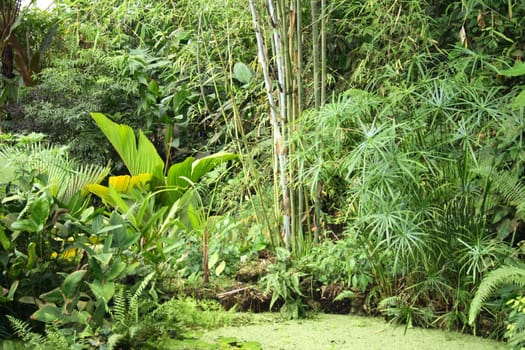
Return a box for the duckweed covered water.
[204,313,506,350]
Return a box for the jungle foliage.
[1,0,525,349]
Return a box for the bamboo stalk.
[311,0,322,238]
[320,0,327,104]
[204,19,279,246]
[311,0,320,108]
[249,0,292,249]
[294,0,304,245]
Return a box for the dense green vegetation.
[1,0,525,348]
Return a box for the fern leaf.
[106,333,124,350]
[490,172,525,213]
[112,286,129,325]
[132,272,155,301]
[129,272,155,323]
[45,325,70,350]
[468,266,525,325]
[6,315,46,346]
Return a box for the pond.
[203,313,506,350]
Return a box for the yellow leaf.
[86,184,111,202]
[129,173,152,189]
[109,175,131,192]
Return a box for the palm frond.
[0,142,109,204]
[57,163,111,203]
[468,266,525,325]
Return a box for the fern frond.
[0,322,10,339]
[378,295,404,310]
[106,333,124,350]
[129,272,155,323]
[488,171,525,213]
[468,266,525,325]
[132,272,155,301]
[45,325,70,350]
[6,315,46,346]
[112,286,129,325]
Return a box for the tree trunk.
[1,45,15,79]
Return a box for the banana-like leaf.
[109,173,152,192]
[191,152,238,181]
[165,157,193,203]
[86,173,152,213]
[165,152,238,205]
[91,112,164,180]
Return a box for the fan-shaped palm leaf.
[0,142,110,204]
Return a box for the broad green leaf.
[32,304,63,322]
[109,212,140,249]
[88,280,115,304]
[191,152,238,183]
[107,186,131,213]
[62,270,87,299]
[208,251,220,269]
[172,86,190,114]
[233,62,253,84]
[26,242,37,269]
[123,262,140,276]
[62,310,90,324]
[333,290,356,301]
[165,152,237,206]
[97,224,125,235]
[147,80,159,96]
[10,219,38,233]
[166,157,194,204]
[0,225,11,250]
[30,197,51,228]
[167,157,193,189]
[187,204,203,231]
[215,260,226,276]
[40,288,64,303]
[105,258,127,281]
[500,62,525,77]
[91,112,164,180]
[92,299,107,326]
[92,253,113,266]
[513,89,525,109]
[6,280,18,301]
